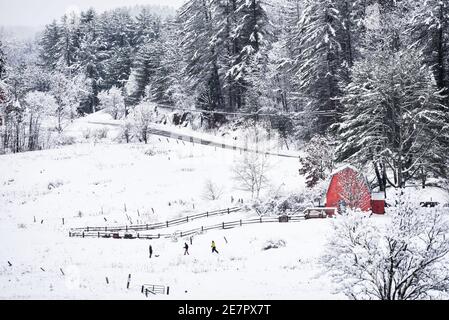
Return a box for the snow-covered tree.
[322,197,449,300]
[98,86,126,120]
[292,0,344,134]
[0,40,6,80]
[127,39,164,105]
[55,13,80,73]
[49,72,76,131]
[24,91,57,150]
[408,0,449,105]
[337,168,370,211]
[233,152,271,199]
[132,102,155,144]
[298,135,335,188]
[179,0,224,117]
[202,179,224,200]
[336,48,449,190]
[39,21,61,71]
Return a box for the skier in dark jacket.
[184,243,190,255]
[211,241,219,254]
[149,245,153,259]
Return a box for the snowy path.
[87,120,300,159]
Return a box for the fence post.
[137,233,140,239]
[69,231,71,237]
[186,216,189,222]
[126,225,128,232]
[166,221,169,228]
[260,217,262,223]
[62,218,64,225]
[82,232,85,238]
[180,232,183,237]
[127,274,131,289]
[146,224,148,230]
[222,222,225,229]
[206,212,209,218]
[106,277,109,285]
[98,232,100,238]
[240,220,242,227]
[167,286,170,295]
[141,285,144,293]
[87,227,89,232]
[201,226,204,232]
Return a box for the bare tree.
[337,168,371,211]
[202,179,223,201]
[132,102,154,144]
[233,152,271,199]
[322,197,449,300]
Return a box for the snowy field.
[2,113,448,299]
[0,116,346,299]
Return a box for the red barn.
[324,165,372,213]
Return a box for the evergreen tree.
[127,39,164,105]
[179,0,224,121]
[134,8,161,47]
[77,8,103,114]
[55,14,79,73]
[0,40,6,80]
[409,0,449,105]
[39,21,60,70]
[292,0,344,134]
[336,48,449,190]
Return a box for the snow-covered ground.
[1,113,447,299]
[1,115,339,299]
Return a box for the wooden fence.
[141,284,169,297]
[68,215,308,240]
[70,207,242,233]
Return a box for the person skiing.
[149,245,153,259]
[211,241,219,254]
[184,242,190,255]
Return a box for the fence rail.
[141,284,169,297]
[69,214,310,240]
[70,207,242,233]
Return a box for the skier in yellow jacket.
[211,241,219,254]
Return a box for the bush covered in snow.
[53,134,76,146]
[322,196,449,300]
[253,193,308,216]
[47,179,64,190]
[262,239,287,251]
[144,148,157,157]
[252,183,329,216]
[82,128,92,140]
[94,128,109,140]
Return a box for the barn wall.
[325,168,371,212]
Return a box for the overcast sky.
[0,0,185,27]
